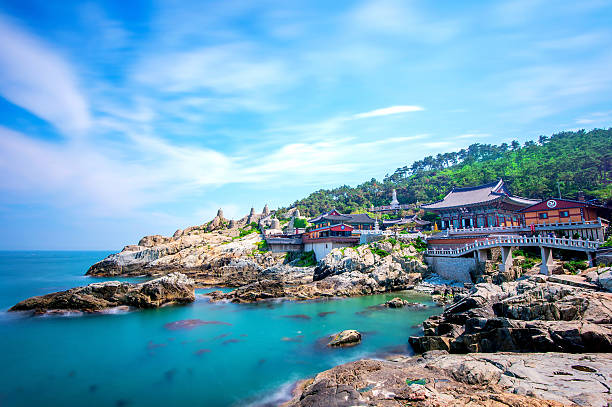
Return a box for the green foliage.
[255,240,268,253]
[293,218,307,228]
[279,129,612,216]
[602,237,612,248]
[233,225,260,240]
[386,237,398,246]
[563,260,588,274]
[370,244,390,257]
[411,237,427,253]
[285,251,317,267]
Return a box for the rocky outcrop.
[313,240,427,290]
[385,297,413,308]
[90,217,430,301]
[598,267,612,292]
[283,351,612,407]
[327,330,361,347]
[9,273,195,314]
[409,276,612,354]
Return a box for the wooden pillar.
[540,246,554,275]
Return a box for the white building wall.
[305,241,356,260]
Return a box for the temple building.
[308,210,375,231]
[422,179,538,229]
[302,224,359,260]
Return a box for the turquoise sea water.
[0,251,441,407]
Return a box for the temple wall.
[305,241,355,260]
[424,256,476,283]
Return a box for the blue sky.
[0,0,611,249]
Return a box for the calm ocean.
[0,251,439,406]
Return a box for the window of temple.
[539,213,548,219]
[487,215,495,226]
[560,211,569,218]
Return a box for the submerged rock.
[9,273,195,314]
[283,351,612,407]
[327,330,361,347]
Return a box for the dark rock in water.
[164,319,231,330]
[147,340,167,350]
[222,339,240,345]
[317,311,335,317]
[213,333,231,340]
[194,349,210,356]
[163,369,177,382]
[281,335,304,342]
[88,384,98,393]
[409,278,612,354]
[282,314,311,320]
[9,273,195,314]
[327,330,361,347]
[115,400,129,407]
[384,297,411,308]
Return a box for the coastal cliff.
[85,211,429,301]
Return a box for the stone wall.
[424,256,476,283]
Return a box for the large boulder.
[9,273,195,314]
[599,268,612,292]
[327,330,361,347]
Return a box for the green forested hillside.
[285,128,612,217]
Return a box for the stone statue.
[391,189,399,207]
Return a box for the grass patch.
[285,251,317,267]
[411,237,427,253]
[255,240,268,253]
[563,259,588,274]
[371,244,389,258]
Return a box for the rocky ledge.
[283,350,612,407]
[87,208,430,302]
[409,276,612,354]
[9,273,195,314]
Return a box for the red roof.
[520,198,603,212]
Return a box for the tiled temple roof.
[422,179,538,211]
[309,210,375,224]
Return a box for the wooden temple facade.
[421,180,538,229]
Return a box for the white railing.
[356,230,394,235]
[426,235,601,257]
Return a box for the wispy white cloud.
[353,105,424,119]
[348,0,460,42]
[134,43,291,94]
[0,14,91,134]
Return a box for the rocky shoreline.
[9,273,195,314]
[83,217,431,302]
[409,275,612,354]
[282,350,612,406]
